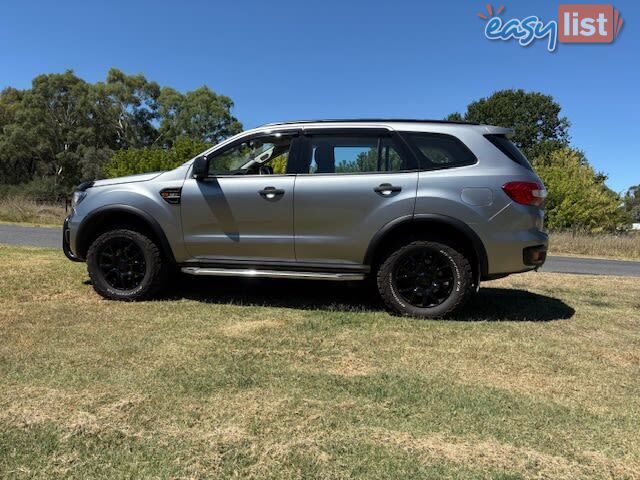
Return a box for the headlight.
[71,191,87,208]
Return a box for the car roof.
[263,118,479,126]
[258,119,513,136]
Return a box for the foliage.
[623,185,640,222]
[104,137,210,178]
[0,177,70,202]
[158,86,242,145]
[0,68,242,193]
[533,148,629,232]
[448,89,570,159]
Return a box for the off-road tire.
[87,229,167,301]
[377,240,473,318]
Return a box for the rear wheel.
[376,240,473,318]
[87,229,167,301]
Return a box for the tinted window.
[209,135,292,175]
[402,132,477,169]
[304,135,414,174]
[485,134,532,170]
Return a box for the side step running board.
[181,267,365,281]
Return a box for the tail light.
[502,181,547,207]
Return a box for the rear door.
[292,129,419,265]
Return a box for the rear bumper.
[62,216,83,262]
[481,229,548,278]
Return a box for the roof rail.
[261,118,480,127]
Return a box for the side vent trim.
[160,187,182,205]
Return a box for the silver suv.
[63,119,548,318]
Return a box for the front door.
[292,130,419,265]
[181,132,299,262]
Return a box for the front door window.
[209,135,293,175]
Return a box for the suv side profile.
[63,119,548,318]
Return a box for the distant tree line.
[0,68,242,198]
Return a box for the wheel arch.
[363,214,488,279]
[75,204,176,264]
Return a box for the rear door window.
[301,135,417,174]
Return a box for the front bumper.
[63,216,83,262]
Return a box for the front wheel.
[376,240,473,318]
[87,229,167,301]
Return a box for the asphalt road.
[1,223,639,277]
[1,223,62,248]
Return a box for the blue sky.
[1,0,638,192]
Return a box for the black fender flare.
[363,214,488,277]
[75,204,176,263]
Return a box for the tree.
[0,71,95,189]
[449,89,570,159]
[101,68,161,148]
[623,185,640,222]
[0,69,242,197]
[533,148,629,232]
[158,86,242,145]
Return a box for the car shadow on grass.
[170,275,575,322]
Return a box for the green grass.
[0,245,639,479]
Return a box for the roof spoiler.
[480,126,515,137]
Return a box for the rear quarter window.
[401,132,477,170]
[484,134,533,171]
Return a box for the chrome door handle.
[374,183,402,196]
[258,186,285,199]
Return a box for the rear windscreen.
[485,134,532,171]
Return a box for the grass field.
[549,231,640,260]
[0,197,67,227]
[0,245,639,479]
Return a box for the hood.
[92,171,164,188]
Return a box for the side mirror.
[192,155,209,180]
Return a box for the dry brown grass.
[0,196,67,226]
[549,230,640,260]
[1,245,639,479]
[368,428,640,480]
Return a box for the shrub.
[0,177,70,202]
[534,148,630,232]
[104,137,210,178]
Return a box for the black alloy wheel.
[393,248,455,308]
[87,228,167,301]
[376,240,473,318]
[97,237,147,291]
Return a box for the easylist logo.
[558,4,623,43]
[478,4,624,52]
